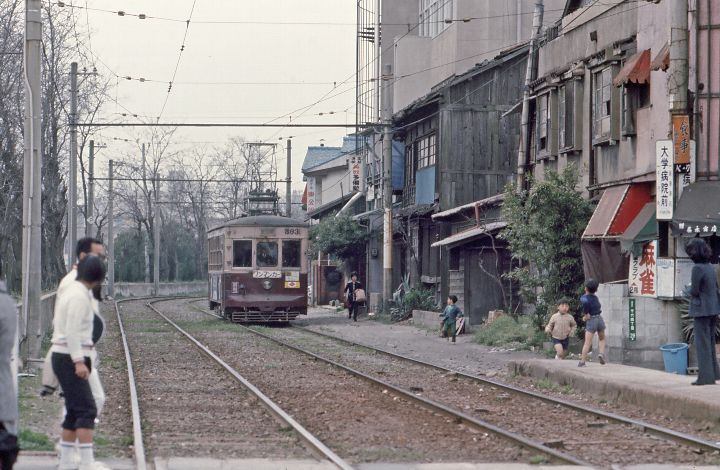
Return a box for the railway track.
[175,299,590,466]
[114,297,351,470]
[185,299,720,467]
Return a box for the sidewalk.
[298,307,538,377]
[509,359,720,422]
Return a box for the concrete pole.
[286,139,292,218]
[153,176,160,296]
[107,160,115,298]
[669,0,689,114]
[382,64,393,305]
[86,140,94,237]
[21,0,42,365]
[69,62,78,267]
[516,0,544,186]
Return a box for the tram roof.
[208,215,307,232]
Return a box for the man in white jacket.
[51,256,110,470]
[42,237,106,418]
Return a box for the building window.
[419,0,454,38]
[256,241,278,267]
[536,93,550,153]
[417,133,436,168]
[622,83,650,136]
[405,144,416,186]
[449,248,460,271]
[232,240,252,268]
[559,83,575,149]
[593,67,613,141]
[282,240,301,268]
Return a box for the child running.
[544,298,576,359]
[578,279,606,367]
[439,295,463,344]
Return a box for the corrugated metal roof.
[431,222,508,248]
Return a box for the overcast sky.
[78,0,357,191]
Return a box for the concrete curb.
[509,359,720,423]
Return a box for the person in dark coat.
[0,258,19,469]
[343,272,362,322]
[686,238,720,385]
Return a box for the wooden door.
[464,248,506,325]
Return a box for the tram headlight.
[261,279,272,290]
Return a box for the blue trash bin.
[659,343,689,375]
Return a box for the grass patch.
[474,315,545,350]
[536,378,574,395]
[18,429,53,451]
[529,455,549,465]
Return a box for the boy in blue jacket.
[440,295,463,344]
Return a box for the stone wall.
[598,283,682,370]
[111,281,207,298]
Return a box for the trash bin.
[660,343,689,375]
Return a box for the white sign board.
[656,258,675,299]
[674,258,694,298]
[628,240,657,298]
[656,140,674,220]
[306,177,316,214]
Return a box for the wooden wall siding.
[448,253,465,312]
[437,63,525,210]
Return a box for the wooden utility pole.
[516,0,544,186]
[69,62,78,266]
[107,160,115,298]
[86,140,95,237]
[21,0,43,365]
[382,64,393,304]
[286,139,292,218]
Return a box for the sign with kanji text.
[672,115,691,164]
[628,240,657,298]
[676,140,696,198]
[628,298,637,341]
[350,155,361,192]
[306,177,316,213]
[656,141,674,220]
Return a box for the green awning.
[619,203,657,257]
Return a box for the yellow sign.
[284,281,300,289]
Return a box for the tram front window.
[256,241,278,267]
[232,240,252,268]
[282,240,301,268]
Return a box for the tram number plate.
[253,271,282,279]
[284,228,301,235]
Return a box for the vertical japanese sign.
[306,177,316,214]
[350,155,361,192]
[656,140,674,220]
[628,240,657,298]
[628,298,637,341]
[676,140,696,198]
[672,115,690,164]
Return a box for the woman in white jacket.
[50,256,109,470]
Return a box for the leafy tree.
[499,165,592,330]
[309,213,367,268]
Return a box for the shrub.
[474,315,545,349]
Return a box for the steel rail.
[145,299,354,470]
[232,323,591,467]
[293,325,720,455]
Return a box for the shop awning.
[582,184,653,239]
[613,49,651,87]
[431,222,507,248]
[671,181,720,237]
[651,43,670,72]
[619,202,657,257]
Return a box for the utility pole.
[516,0,544,187]
[107,160,115,298]
[382,64,393,305]
[153,176,160,296]
[69,61,78,267]
[21,0,42,365]
[286,139,292,218]
[669,0,688,114]
[86,140,95,237]
[142,143,150,284]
